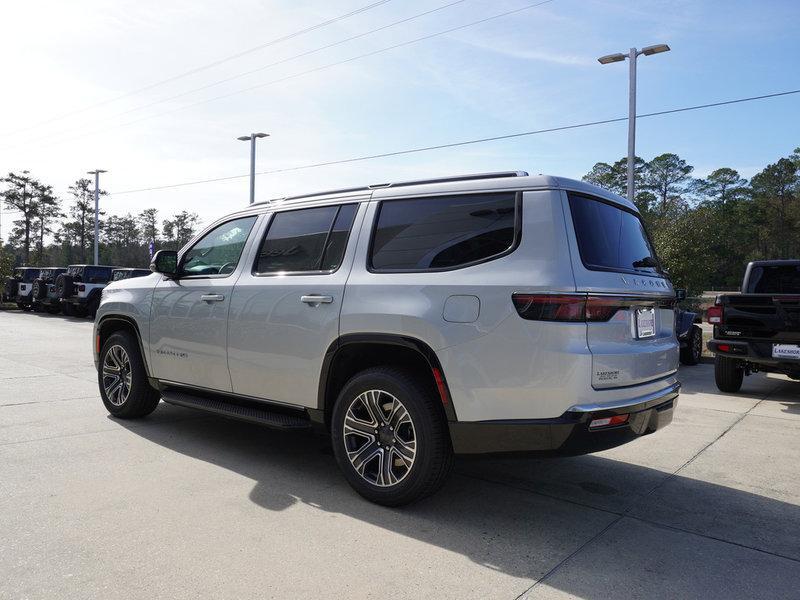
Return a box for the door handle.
[301,294,333,305]
[201,294,225,303]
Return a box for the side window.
[182,216,258,277]
[255,204,358,274]
[370,193,518,271]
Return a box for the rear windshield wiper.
[632,256,659,270]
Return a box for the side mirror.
[150,250,179,276]
[675,288,687,302]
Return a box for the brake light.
[717,344,730,352]
[707,305,723,325]
[78,284,86,292]
[512,294,635,322]
[512,294,585,321]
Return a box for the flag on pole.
[148,239,155,258]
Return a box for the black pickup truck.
[707,260,800,392]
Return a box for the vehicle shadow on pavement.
[114,400,800,593]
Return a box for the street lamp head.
[87,169,107,175]
[641,43,670,56]
[253,132,270,139]
[237,135,251,141]
[598,52,626,65]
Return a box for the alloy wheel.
[102,344,133,406]
[342,389,417,487]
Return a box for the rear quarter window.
[568,193,662,276]
[370,192,519,271]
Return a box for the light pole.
[598,44,670,202]
[237,132,269,204]
[87,169,107,265]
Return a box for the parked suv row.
[2,265,150,317]
[94,171,680,505]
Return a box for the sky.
[1,0,798,240]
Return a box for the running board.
[161,389,311,429]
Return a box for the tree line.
[583,146,800,294]
[0,172,199,274]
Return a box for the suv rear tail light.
[78,284,86,292]
[511,294,585,321]
[512,294,641,323]
[707,305,723,324]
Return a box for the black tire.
[331,367,453,506]
[16,302,27,311]
[62,302,75,316]
[98,331,160,418]
[86,294,100,319]
[715,355,744,393]
[680,325,703,366]
[73,304,88,318]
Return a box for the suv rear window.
[568,193,662,276]
[370,193,518,271]
[746,265,800,294]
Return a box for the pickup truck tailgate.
[720,295,800,342]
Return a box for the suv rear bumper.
[708,338,800,369]
[61,296,90,305]
[449,381,679,455]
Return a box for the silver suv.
[94,171,679,505]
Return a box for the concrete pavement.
[1,309,798,599]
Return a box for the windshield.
[568,193,662,276]
[747,264,800,294]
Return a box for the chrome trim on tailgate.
[567,381,680,413]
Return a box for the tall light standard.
[237,133,269,204]
[598,44,670,202]
[87,169,107,265]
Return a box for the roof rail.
[368,170,528,189]
[253,170,529,207]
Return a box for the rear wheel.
[680,325,703,365]
[98,331,160,418]
[331,367,453,506]
[715,355,744,393]
[62,303,75,316]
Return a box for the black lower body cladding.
[449,386,679,456]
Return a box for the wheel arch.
[315,334,457,429]
[96,315,152,379]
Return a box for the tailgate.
[587,296,678,388]
[720,295,800,342]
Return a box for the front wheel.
[331,367,453,506]
[99,331,160,418]
[714,355,744,393]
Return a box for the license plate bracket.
[635,307,656,339]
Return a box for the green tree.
[750,157,799,258]
[642,153,694,216]
[162,211,199,250]
[60,178,105,263]
[1,171,39,263]
[138,208,159,249]
[31,184,62,266]
[693,168,749,205]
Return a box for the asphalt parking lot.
[1,309,798,600]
